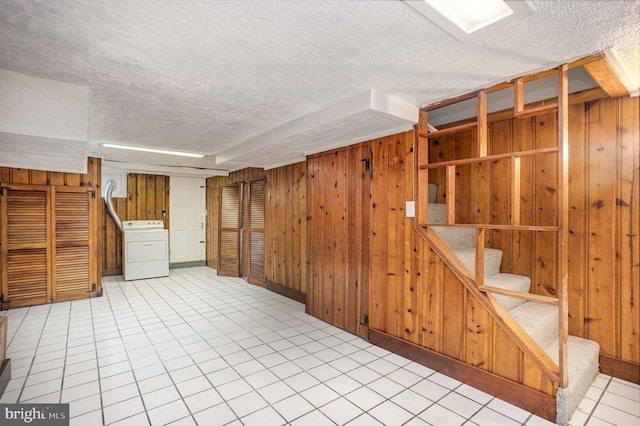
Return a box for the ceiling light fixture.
[102,143,205,158]
[405,0,537,42]
[427,0,513,34]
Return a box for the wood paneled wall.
[307,145,370,338]
[101,173,169,276]
[0,158,100,189]
[264,162,307,295]
[0,157,102,294]
[206,165,308,296]
[425,96,639,377]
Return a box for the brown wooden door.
[218,184,242,276]
[247,178,265,285]
[307,143,372,339]
[51,186,97,302]
[0,184,51,308]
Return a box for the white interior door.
[169,176,205,263]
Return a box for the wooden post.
[557,64,569,388]
[476,228,485,287]
[511,156,521,226]
[446,164,456,224]
[477,91,488,157]
[417,110,431,226]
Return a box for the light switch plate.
[406,201,415,218]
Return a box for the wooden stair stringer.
[417,225,561,388]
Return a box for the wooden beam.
[479,286,559,306]
[446,164,456,224]
[418,121,477,139]
[419,147,558,170]
[511,156,521,226]
[477,91,488,157]
[557,64,570,388]
[583,56,629,98]
[475,229,485,287]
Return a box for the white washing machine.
[122,220,169,281]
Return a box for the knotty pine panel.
[306,144,370,338]
[263,163,306,294]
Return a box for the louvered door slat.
[248,179,265,284]
[7,190,47,247]
[56,246,90,295]
[2,186,50,307]
[52,187,94,302]
[218,184,241,277]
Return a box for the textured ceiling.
[0,0,638,175]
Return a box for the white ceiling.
[0,0,638,176]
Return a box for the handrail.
[419,223,558,231]
[419,147,558,169]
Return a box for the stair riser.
[455,248,503,276]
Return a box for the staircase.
[427,185,599,425]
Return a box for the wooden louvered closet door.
[218,184,242,276]
[247,179,265,285]
[1,184,96,308]
[0,185,51,308]
[52,186,96,302]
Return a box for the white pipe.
[104,180,123,232]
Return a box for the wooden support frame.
[557,63,570,387]
[475,229,485,287]
[414,62,577,393]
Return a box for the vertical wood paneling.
[533,113,558,297]
[617,97,639,363]
[424,248,443,351]
[308,157,323,315]
[586,99,618,356]
[512,118,535,281]
[489,121,513,269]
[263,163,306,294]
[567,103,588,337]
[307,145,370,337]
[370,138,389,332]
[387,134,404,337]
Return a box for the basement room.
[0,1,638,425]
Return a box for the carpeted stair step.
[427,203,447,224]
[454,247,503,276]
[508,301,559,350]
[545,336,600,425]
[483,273,531,311]
[428,203,477,250]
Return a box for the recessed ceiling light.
[102,143,205,158]
[426,0,513,34]
[405,0,537,42]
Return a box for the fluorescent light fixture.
[405,0,536,42]
[102,143,205,158]
[426,0,513,34]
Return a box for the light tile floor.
[1,267,638,426]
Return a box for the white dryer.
[122,220,169,281]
